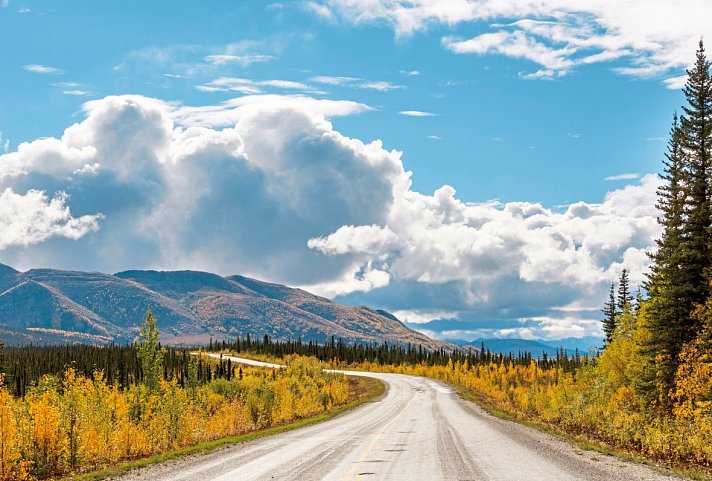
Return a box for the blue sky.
[0,0,708,341]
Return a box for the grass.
[60,376,384,481]
[446,380,711,481]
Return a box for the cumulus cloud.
[309,175,660,339]
[310,0,712,83]
[0,94,396,283]
[0,93,661,340]
[0,189,101,249]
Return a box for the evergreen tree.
[645,40,712,406]
[137,310,164,391]
[634,288,644,314]
[645,113,692,406]
[617,268,633,315]
[679,39,712,327]
[601,283,617,345]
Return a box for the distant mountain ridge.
[450,336,603,357]
[0,264,449,350]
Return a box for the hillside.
[0,264,448,350]
[451,337,603,357]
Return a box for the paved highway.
[117,355,683,481]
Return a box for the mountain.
[0,264,448,350]
[453,336,603,357]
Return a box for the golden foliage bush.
[351,306,712,469]
[0,356,349,480]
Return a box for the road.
[117,355,683,481]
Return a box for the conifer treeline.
[1,344,217,397]
[644,39,712,408]
[219,334,585,371]
[0,334,587,397]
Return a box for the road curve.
[116,355,683,481]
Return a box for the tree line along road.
[115,355,685,481]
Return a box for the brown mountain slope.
[0,265,450,350]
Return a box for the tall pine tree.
[679,39,712,330]
[646,114,689,405]
[601,283,617,345]
[617,268,633,315]
[646,41,712,407]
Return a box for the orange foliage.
[0,357,349,480]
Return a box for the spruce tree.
[643,42,712,408]
[679,39,712,329]
[617,268,633,315]
[634,288,644,314]
[645,114,689,405]
[601,283,617,345]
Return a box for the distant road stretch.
[118,355,682,481]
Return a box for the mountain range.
[0,264,448,350]
[450,336,603,357]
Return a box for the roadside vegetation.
[0,314,368,481]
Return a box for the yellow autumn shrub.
[0,356,350,480]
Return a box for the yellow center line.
[340,392,415,481]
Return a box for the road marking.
[339,391,415,481]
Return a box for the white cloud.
[0,189,101,249]
[260,79,311,90]
[173,94,372,128]
[400,69,420,76]
[23,64,64,74]
[308,224,398,256]
[399,110,436,117]
[0,132,8,154]
[0,93,661,340]
[310,75,361,85]
[427,135,442,140]
[303,1,335,20]
[392,309,458,324]
[605,173,640,181]
[63,90,92,97]
[197,77,315,94]
[664,74,688,90]
[444,30,575,74]
[356,80,403,91]
[1,0,8,8]
[311,0,712,84]
[309,76,403,92]
[203,54,274,66]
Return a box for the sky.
[0,0,709,342]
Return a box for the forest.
[0,314,363,480]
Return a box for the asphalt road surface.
[116,355,684,481]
